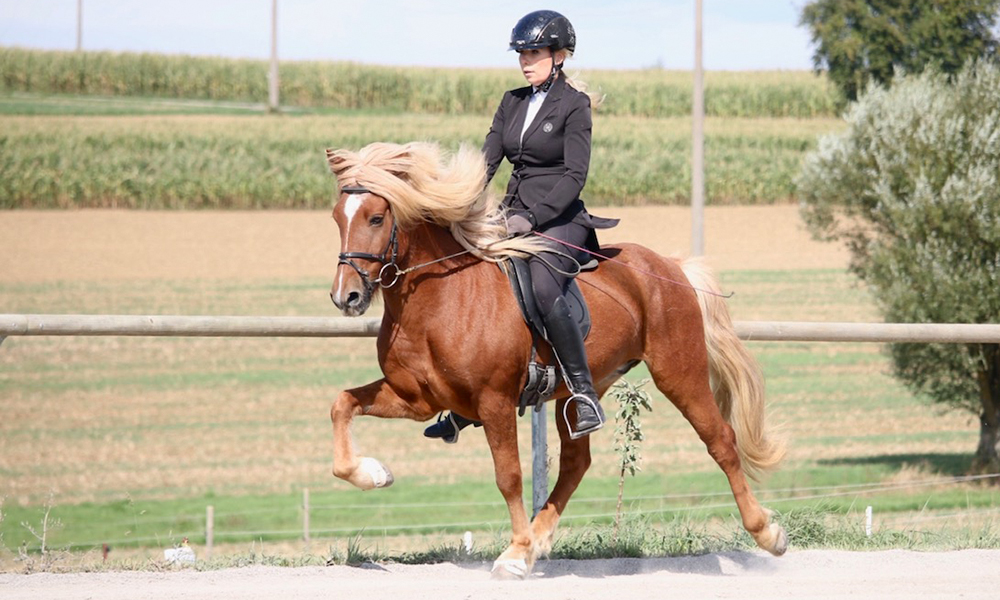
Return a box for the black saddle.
[504,256,596,415]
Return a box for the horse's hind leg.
[529,397,591,561]
[649,364,787,556]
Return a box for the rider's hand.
[506,214,533,235]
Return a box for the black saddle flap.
[505,257,591,342]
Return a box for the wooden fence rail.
[2,314,1000,343]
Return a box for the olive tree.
[800,0,1000,102]
[797,60,1000,472]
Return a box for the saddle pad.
[504,256,591,342]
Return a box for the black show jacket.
[482,75,617,233]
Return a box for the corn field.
[0,47,840,118]
[0,113,842,209]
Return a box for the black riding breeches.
[529,220,591,315]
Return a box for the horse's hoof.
[491,558,529,580]
[767,523,788,556]
[357,457,394,490]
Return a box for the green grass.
[0,92,278,116]
[2,267,997,563]
[3,468,997,555]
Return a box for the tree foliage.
[800,0,1000,101]
[796,60,1000,469]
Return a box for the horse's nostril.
[329,291,336,304]
[347,291,361,306]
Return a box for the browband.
[340,185,370,194]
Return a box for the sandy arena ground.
[5,207,997,597]
[2,550,999,600]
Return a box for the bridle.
[339,186,559,292]
[337,185,402,289]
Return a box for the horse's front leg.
[481,396,535,580]
[331,378,432,490]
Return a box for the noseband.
[338,185,402,289]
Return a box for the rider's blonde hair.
[556,49,604,109]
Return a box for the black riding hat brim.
[509,42,556,51]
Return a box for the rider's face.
[518,48,555,88]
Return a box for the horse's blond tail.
[681,258,785,480]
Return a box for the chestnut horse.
[325,142,787,578]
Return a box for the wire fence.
[19,472,996,554]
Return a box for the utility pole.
[691,0,705,256]
[269,0,280,112]
[76,0,83,51]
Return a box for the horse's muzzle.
[330,287,370,317]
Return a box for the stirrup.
[563,393,605,440]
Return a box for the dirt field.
[0,205,849,283]
[3,550,999,600]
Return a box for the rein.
[337,185,732,299]
[531,231,735,299]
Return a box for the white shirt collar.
[521,87,548,142]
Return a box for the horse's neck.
[381,223,470,320]
[402,222,461,266]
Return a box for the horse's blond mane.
[325,141,543,261]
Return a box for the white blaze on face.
[336,194,366,298]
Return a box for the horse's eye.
[369,214,384,227]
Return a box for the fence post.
[303,488,310,551]
[531,405,548,518]
[269,0,280,112]
[205,505,214,558]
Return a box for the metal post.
[205,505,214,558]
[531,406,548,518]
[302,487,311,551]
[76,0,83,52]
[269,0,279,113]
[691,0,705,256]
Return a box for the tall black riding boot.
[543,295,605,439]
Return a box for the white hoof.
[491,558,528,580]
[768,523,788,556]
[355,457,394,490]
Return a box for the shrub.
[797,60,1000,471]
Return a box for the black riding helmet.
[509,10,576,92]
[509,10,576,53]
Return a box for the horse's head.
[325,141,531,316]
[329,185,398,316]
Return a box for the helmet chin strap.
[539,55,563,92]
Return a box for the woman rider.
[424,9,617,443]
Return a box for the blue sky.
[0,1,816,70]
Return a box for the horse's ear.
[381,143,420,179]
[325,148,346,173]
